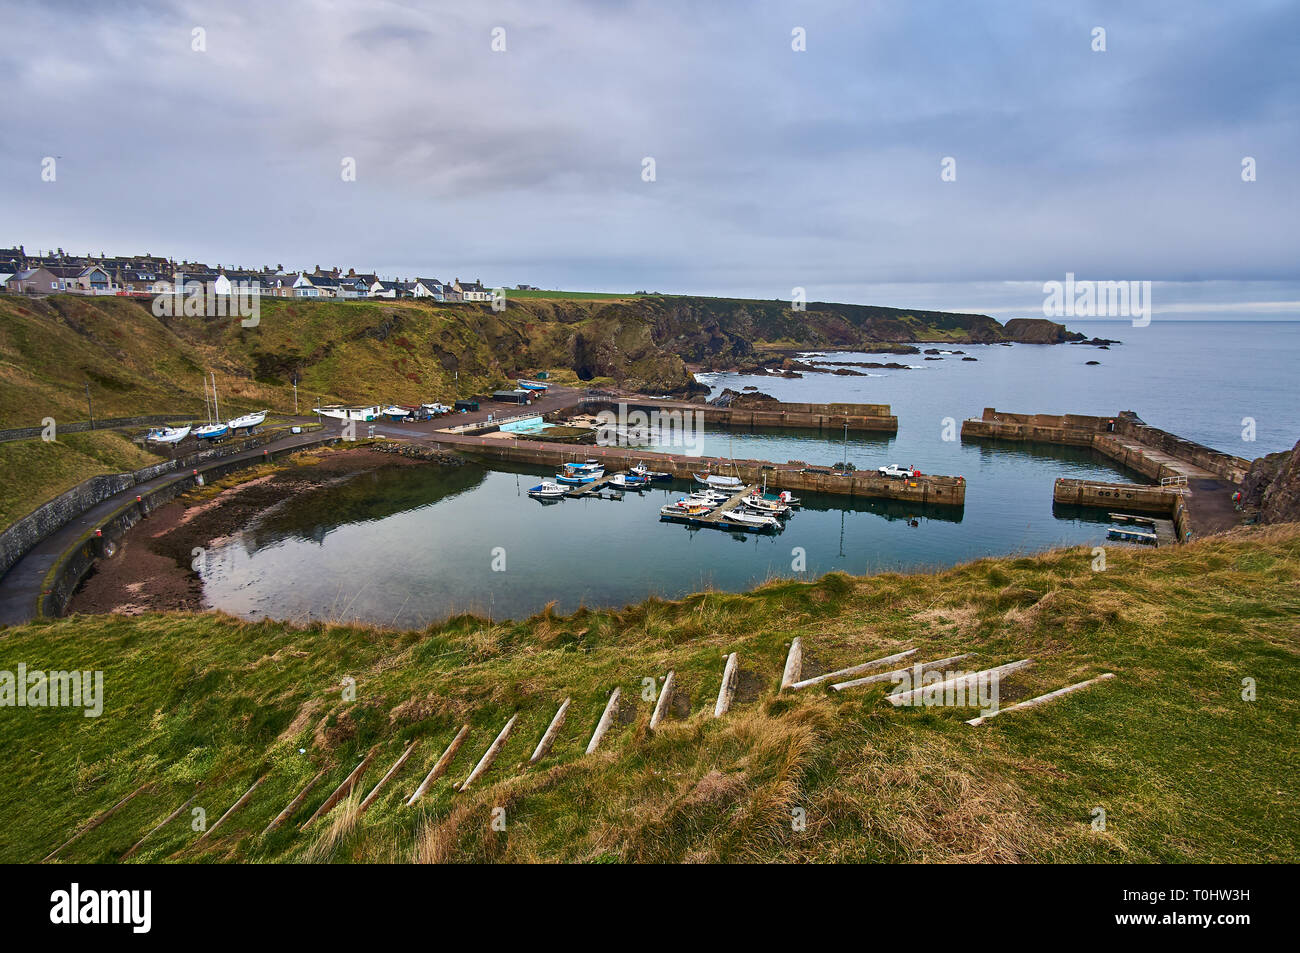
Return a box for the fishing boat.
[660,500,713,519]
[694,472,743,489]
[382,405,413,421]
[742,495,792,517]
[146,425,191,445]
[517,379,549,391]
[630,462,672,481]
[555,465,605,485]
[422,402,451,415]
[720,510,782,531]
[527,481,567,499]
[688,489,731,505]
[608,473,649,489]
[227,410,268,431]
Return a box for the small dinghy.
[227,410,267,431]
[528,481,567,499]
[147,425,191,445]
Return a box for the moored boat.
[608,473,649,489]
[527,481,567,498]
[555,465,605,485]
[742,495,792,517]
[660,499,713,518]
[693,472,743,489]
[720,509,782,531]
[630,462,672,481]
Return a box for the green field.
[3,521,1296,863]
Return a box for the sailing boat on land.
[195,372,229,440]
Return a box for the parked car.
[878,463,918,479]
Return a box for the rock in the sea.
[1240,438,1300,524]
[924,356,943,360]
[961,356,978,361]
[1086,360,1101,365]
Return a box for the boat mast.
[211,371,220,422]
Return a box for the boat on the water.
[630,462,672,481]
[688,489,731,505]
[660,500,713,518]
[742,495,792,517]
[1108,526,1158,545]
[517,379,549,391]
[720,509,782,531]
[228,410,268,431]
[556,465,605,485]
[527,481,567,499]
[694,473,743,489]
[608,473,649,489]
[146,425,191,445]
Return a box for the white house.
[411,277,445,300]
[453,277,492,302]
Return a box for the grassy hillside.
[0,431,166,527]
[2,523,1296,864]
[0,292,1075,432]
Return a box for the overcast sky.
[3,0,1297,318]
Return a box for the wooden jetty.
[658,484,782,533]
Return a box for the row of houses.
[0,246,499,302]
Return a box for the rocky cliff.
[1240,438,1300,524]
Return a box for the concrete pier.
[965,408,1247,539]
[429,434,966,506]
[581,397,898,434]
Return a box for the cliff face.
[1240,439,1300,524]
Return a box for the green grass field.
[2,522,1296,863]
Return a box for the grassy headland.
[2,523,1295,863]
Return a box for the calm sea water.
[200,320,1298,625]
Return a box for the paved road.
[0,428,335,627]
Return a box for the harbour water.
[198,320,1299,626]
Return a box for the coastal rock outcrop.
[1240,438,1300,524]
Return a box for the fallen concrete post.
[264,769,327,834]
[43,783,151,862]
[966,673,1116,726]
[648,672,675,730]
[832,654,972,692]
[458,715,518,791]
[199,773,268,843]
[407,724,470,804]
[530,698,571,764]
[586,688,622,754]
[122,789,200,860]
[789,648,916,691]
[302,746,379,829]
[889,659,1032,707]
[713,653,738,718]
[359,741,418,814]
[779,638,803,690]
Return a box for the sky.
[2,0,1298,319]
